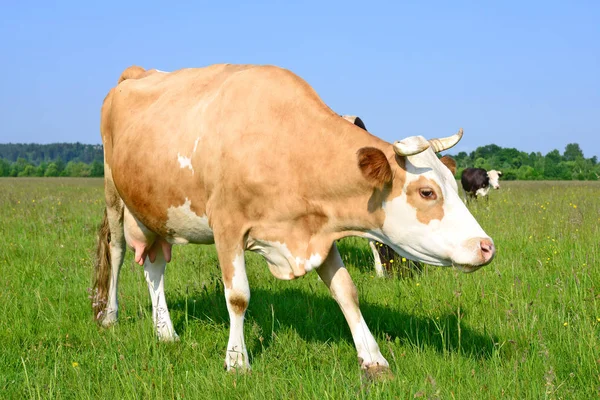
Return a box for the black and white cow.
[461,168,502,202]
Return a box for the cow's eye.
[419,188,436,200]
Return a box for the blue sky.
[1,1,598,157]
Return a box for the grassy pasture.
[0,178,598,399]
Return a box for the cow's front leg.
[144,246,178,342]
[216,242,250,371]
[317,244,389,373]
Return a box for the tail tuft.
[92,208,111,322]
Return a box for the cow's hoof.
[100,312,118,327]
[362,364,394,381]
[224,362,251,374]
[157,331,180,343]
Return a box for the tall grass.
[0,178,598,399]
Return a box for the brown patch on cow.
[221,263,234,289]
[357,147,393,188]
[297,210,329,234]
[440,155,457,176]
[406,176,445,224]
[228,294,248,315]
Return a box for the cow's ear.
[357,147,393,188]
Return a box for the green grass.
[1,178,599,399]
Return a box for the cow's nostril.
[480,239,495,263]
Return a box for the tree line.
[450,142,599,181]
[0,142,598,180]
[0,143,103,177]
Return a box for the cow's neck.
[311,120,395,242]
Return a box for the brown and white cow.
[94,64,495,374]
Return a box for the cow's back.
[461,168,488,193]
[101,64,378,240]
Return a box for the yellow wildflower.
[72,362,79,368]
[563,322,568,327]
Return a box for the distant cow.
[461,168,502,201]
[342,115,459,278]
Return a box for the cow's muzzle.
[453,237,496,273]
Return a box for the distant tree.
[44,162,60,177]
[0,159,10,176]
[64,161,91,177]
[35,161,48,177]
[55,157,65,175]
[90,160,104,177]
[19,165,36,177]
[516,165,539,180]
[563,143,584,161]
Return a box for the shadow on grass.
[168,284,498,362]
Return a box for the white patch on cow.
[369,148,492,268]
[231,253,250,302]
[155,69,168,73]
[165,198,213,244]
[177,153,194,174]
[476,186,491,197]
[308,253,323,269]
[247,239,319,277]
[249,239,294,267]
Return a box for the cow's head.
[354,125,495,272]
[487,170,502,190]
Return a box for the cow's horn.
[428,128,464,153]
[393,136,431,156]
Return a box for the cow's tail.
[117,65,147,84]
[92,207,111,322]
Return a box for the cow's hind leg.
[143,243,178,342]
[317,244,390,376]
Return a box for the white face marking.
[487,170,501,189]
[165,198,213,244]
[373,148,491,267]
[177,153,194,174]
